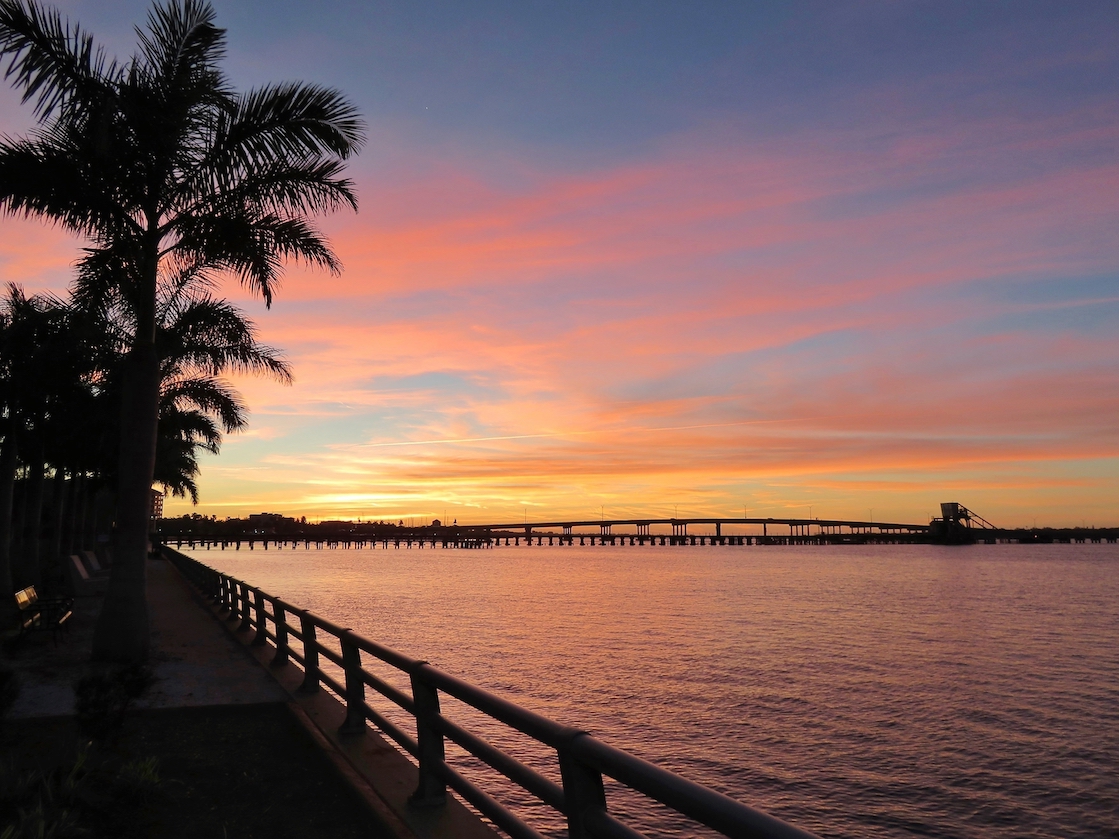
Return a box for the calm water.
[184,543,1119,838]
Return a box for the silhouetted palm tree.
[0,0,362,661]
[156,377,243,504]
[154,292,292,502]
[81,290,292,505]
[0,286,96,593]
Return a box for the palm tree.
[0,286,95,593]
[0,0,362,661]
[87,274,292,504]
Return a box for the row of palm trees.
[0,281,290,602]
[0,0,363,661]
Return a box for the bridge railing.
[167,549,819,839]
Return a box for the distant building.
[150,488,164,520]
[249,512,288,523]
[248,512,297,533]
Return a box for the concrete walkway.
[4,554,498,839]
[7,557,287,718]
[138,558,290,709]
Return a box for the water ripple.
[188,543,1119,838]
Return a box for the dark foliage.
[0,663,18,721]
[73,665,153,739]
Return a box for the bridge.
[466,515,928,546]
[155,502,1118,552]
[154,501,1023,551]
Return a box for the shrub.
[0,665,18,721]
[73,665,152,739]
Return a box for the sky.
[1,0,1117,527]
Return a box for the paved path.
[5,554,497,839]
[7,557,285,717]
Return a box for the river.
[183,542,1119,838]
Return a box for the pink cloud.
[1,100,1115,527]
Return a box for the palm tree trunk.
[0,434,17,618]
[92,341,160,663]
[64,471,82,556]
[20,442,45,588]
[12,472,25,571]
[48,467,66,588]
[76,475,91,552]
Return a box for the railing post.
[558,731,607,839]
[252,590,268,646]
[338,634,366,736]
[228,581,244,623]
[408,664,446,808]
[271,603,290,667]
[298,612,320,693]
[218,576,231,613]
[237,584,253,632]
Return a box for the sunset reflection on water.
[189,543,1119,838]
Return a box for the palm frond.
[136,0,224,87]
[184,155,358,218]
[156,257,218,319]
[153,424,205,502]
[174,211,340,306]
[0,0,119,120]
[160,296,292,381]
[159,401,223,446]
[0,136,142,237]
[217,82,364,166]
[72,244,144,348]
[161,373,246,432]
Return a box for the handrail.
[165,549,821,839]
[569,736,817,839]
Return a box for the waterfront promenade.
[6,550,820,839]
[169,548,822,839]
[3,557,493,839]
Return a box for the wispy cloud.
[169,105,1119,526]
[2,75,1115,526]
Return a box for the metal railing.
[167,549,820,839]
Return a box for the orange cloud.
[1,107,1114,528]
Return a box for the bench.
[14,585,73,643]
[68,554,109,595]
[82,549,111,574]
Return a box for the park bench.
[68,554,109,595]
[81,550,111,576]
[14,585,73,643]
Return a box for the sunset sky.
[1,1,1117,527]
